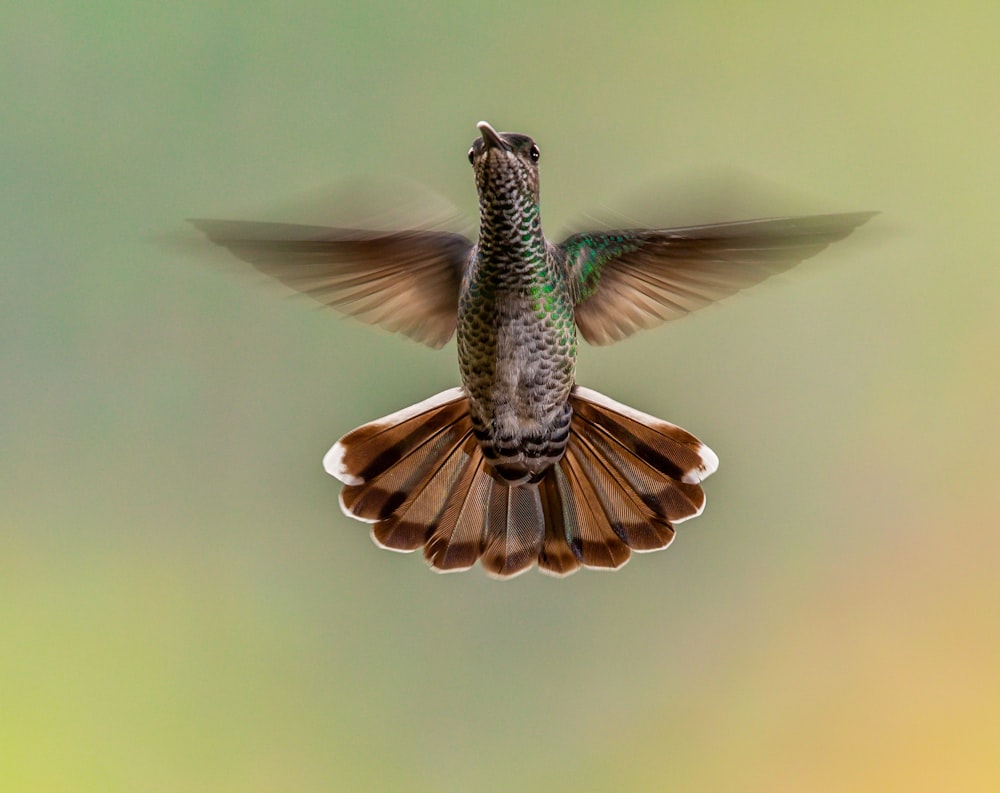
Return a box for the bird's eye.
[529,144,540,162]
[467,147,475,164]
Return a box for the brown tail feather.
[325,387,467,486]
[339,416,472,523]
[423,442,491,572]
[370,443,473,554]
[568,431,676,553]
[559,443,632,568]
[325,385,719,578]
[537,475,580,577]
[480,481,545,578]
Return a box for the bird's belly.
[457,293,576,438]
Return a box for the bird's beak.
[477,120,505,151]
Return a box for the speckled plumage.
[192,121,875,578]
[458,124,576,483]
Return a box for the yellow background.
[3,2,998,791]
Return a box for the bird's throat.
[477,197,546,274]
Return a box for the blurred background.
[3,2,998,791]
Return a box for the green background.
[3,2,998,791]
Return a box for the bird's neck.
[477,194,547,274]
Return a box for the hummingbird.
[192,120,874,578]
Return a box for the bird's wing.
[559,212,876,345]
[190,220,473,348]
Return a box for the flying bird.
[192,121,874,578]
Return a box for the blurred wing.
[190,220,473,348]
[560,212,876,345]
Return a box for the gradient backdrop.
[3,2,998,791]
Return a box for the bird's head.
[468,121,541,211]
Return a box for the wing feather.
[190,220,472,348]
[560,212,876,345]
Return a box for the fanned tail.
[326,385,718,578]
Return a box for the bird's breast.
[457,269,577,440]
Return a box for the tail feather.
[327,385,719,578]
[324,387,467,485]
[568,432,676,552]
[371,428,476,554]
[423,443,491,572]
[374,429,475,562]
[571,385,718,485]
[559,441,632,568]
[481,481,545,578]
[339,416,472,523]
[537,476,580,577]
[572,420,707,523]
